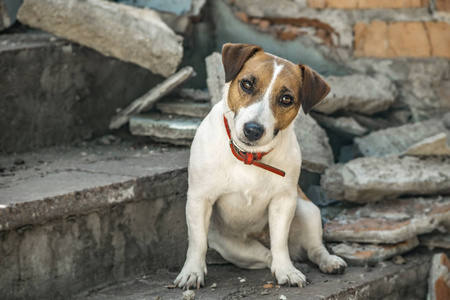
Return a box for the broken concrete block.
[323,196,450,244]
[129,114,202,146]
[206,52,225,107]
[321,156,450,202]
[110,66,195,129]
[311,112,368,138]
[419,231,450,250]
[403,133,450,156]
[428,253,450,300]
[294,113,334,174]
[355,120,450,157]
[313,74,396,115]
[156,99,211,118]
[0,0,21,31]
[17,0,183,77]
[330,237,419,266]
[178,88,211,102]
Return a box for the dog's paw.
[272,263,307,287]
[174,263,207,290]
[319,255,347,275]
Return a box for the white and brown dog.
[175,43,347,289]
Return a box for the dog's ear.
[298,63,330,115]
[222,43,262,83]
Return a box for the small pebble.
[182,290,195,300]
[210,283,217,288]
[279,295,287,300]
[261,290,270,295]
[263,283,273,289]
[392,255,407,265]
[239,278,246,283]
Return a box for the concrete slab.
[321,156,450,202]
[156,99,211,118]
[76,252,433,300]
[329,237,419,266]
[323,196,450,244]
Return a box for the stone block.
[354,119,449,157]
[403,133,450,156]
[0,0,21,31]
[109,66,195,129]
[205,52,225,107]
[428,253,450,300]
[420,231,450,250]
[294,113,334,174]
[311,112,368,138]
[156,99,211,118]
[0,31,165,154]
[313,74,396,115]
[323,196,450,244]
[17,0,183,77]
[321,156,450,202]
[129,114,202,145]
[330,237,419,266]
[426,22,450,58]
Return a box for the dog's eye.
[240,80,253,92]
[280,95,294,106]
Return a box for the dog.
[175,43,347,289]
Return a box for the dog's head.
[222,43,330,152]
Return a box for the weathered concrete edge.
[0,167,188,232]
[328,253,431,300]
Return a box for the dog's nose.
[243,122,265,141]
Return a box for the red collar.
[223,115,285,177]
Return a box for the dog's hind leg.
[288,197,347,274]
[208,227,272,269]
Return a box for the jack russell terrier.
[175,43,347,289]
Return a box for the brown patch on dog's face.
[227,52,302,133]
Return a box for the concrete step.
[129,114,203,146]
[0,141,190,300]
[75,252,434,300]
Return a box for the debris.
[313,74,396,115]
[182,289,196,300]
[428,253,450,300]
[321,156,450,202]
[154,296,161,300]
[164,284,177,289]
[310,112,368,138]
[392,255,407,265]
[355,119,449,157]
[419,231,450,250]
[323,196,450,244]
[240,278,246,283]
[294,113,334,174]
[110,66,195,129]
[205,52,225,106]
[210,283,217,288]
[261,290,270,295]
[279,295,288,300]
[263,283,273,289]
[178,88,211,102]
[13,158,25,165]
[403,133,450,156]
[129,114,202,146]
[17,0,183,77]
[156,99,211,118]
[331,238,417,266]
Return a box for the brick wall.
[307,0,450,58]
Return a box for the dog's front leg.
[175,192,213,289]
[269,191,307,287]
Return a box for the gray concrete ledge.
[0,143,189,231]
